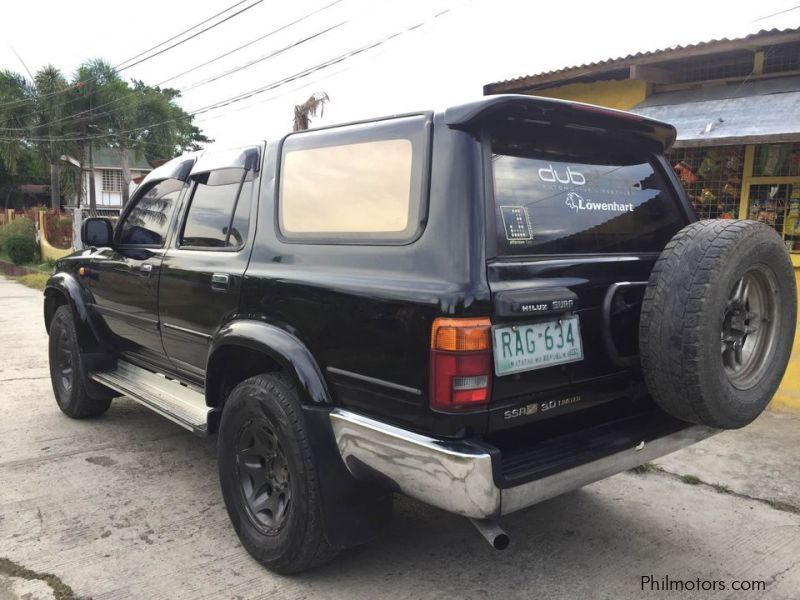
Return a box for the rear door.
[158,146,260,383]
[486,126,689,429]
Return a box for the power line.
[113,0,255,70]
[190,8,453,116]
[0,0,265,110]
[155,0,344,86]
[0,20,346,133]
[753,4,800,21]
[0,1,346,132]
[0,5,455,144]
[115,0,266,73]
[181,22,346,92]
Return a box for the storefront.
[484,27,800,410]
[670,143,799,245]
[632,76,800,264]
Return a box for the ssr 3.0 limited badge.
[503,395,582,420]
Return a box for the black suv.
[44,95,796,573]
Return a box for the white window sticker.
[500,205,533,244]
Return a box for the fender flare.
[206,319,332,407]
[207,320,390,550]
[44,273,103,350]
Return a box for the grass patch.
[629,462,659,474]
[634,465,800,515]
[15,272,49,290]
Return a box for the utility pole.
[86,86,97,215]
[88,142,97,215]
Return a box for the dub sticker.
[500,206,533,244]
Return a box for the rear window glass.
[491,148,685,255]
[278,115,428,243]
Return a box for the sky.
[2,0,800,149]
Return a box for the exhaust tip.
[493,533,510,550]
[469,517,510,550]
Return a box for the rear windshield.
[491,142,685,256]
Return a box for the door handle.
[140,263,153,273]
[211,273,230,290]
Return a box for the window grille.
[102,170,122,192]
[668,53,753,84]
[763,43,800,74]
[747,183,800,251]
[667,146,745,219]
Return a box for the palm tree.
[33,66,73,210]
[293,92,329,131]
[72,59,134,211]
[0,70,34,175]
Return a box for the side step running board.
[91,360,210,435]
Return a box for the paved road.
[1,276,799,599]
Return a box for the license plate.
[492,316,583,376]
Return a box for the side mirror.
[81,217,114,248]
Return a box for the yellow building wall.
[37,211,72,261]
[771,266,800,412]
[529,79,649,111]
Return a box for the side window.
[118,179,184,246]
[180,168,252,249]
[278,115,428,243]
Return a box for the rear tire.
[218,374,337,574]
[640,220,796,429]
[48,305,112,418]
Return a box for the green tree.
[113,81,211,205]
[0,70,34,175]
[1,58,211,212]
[33,66,74,210]
[72,59,124,211]
[73,64,212,207]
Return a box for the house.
[75,146,152,207]
[483,27,800,412]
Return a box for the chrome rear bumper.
[329,409,717,519]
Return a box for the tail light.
[429,317,493,411]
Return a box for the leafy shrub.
[6,235,38,265]
[0,217,36,250]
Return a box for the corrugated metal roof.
[633,76,800,147]
[485,28,800,93]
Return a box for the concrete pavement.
[1,276,798,599]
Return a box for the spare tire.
[640,220,796,429]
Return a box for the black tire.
[640,220,796,429]
[48,305,113,418]
[218,373,337,574]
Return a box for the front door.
[86,178,185,363]
[159,150,259,383]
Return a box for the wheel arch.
[206,320,333,413]
[44,273,103,351]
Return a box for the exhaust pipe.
[469,518,510,550]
